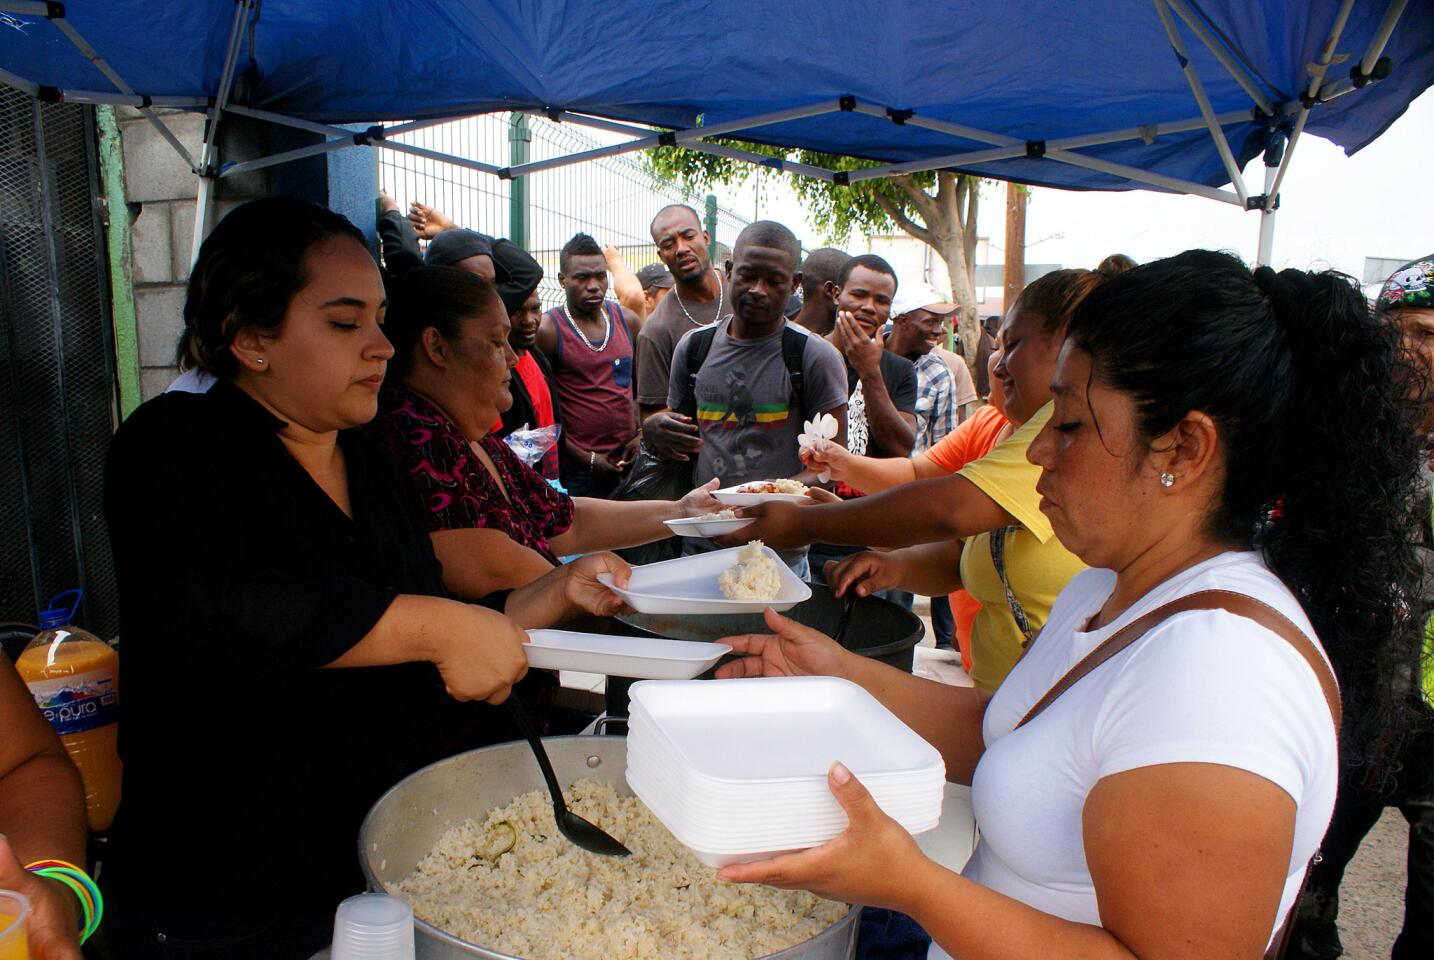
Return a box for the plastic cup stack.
[330,893,415,960]
[625,676,946,867]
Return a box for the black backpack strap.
[781,325,808,410]
[678,326,719,417]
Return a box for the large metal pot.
[358,736,858,960]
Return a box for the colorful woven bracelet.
[25,859,103,943]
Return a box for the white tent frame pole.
[44,91,204,108]
[218,136,362,179]
[0,66,204,107]
[196,0,252,173]
[502,100,840,178]
[503,132,670,178]
[223,104,355,139]
[1153,0,1250,206]
[539,111,653,137]
[843,144,1029,182]
[682,141,838,182]
[190,0,255,267]
[1315,0,1409,102]
[528,110,842,181]
[383,116,466,139]
[1046,149,1242,205]
[373,139,504,175]
[1256,164,1279,265]
[1264,0,1357,208]
[45,12,199,171]
[848,100,1021,147]
[0,66,37,97]
[844,109,1250,183]
[1045,110,1250,150]
[555,97,1256,193]
[1164,0,1277,116]
[1358,0,1410,77]
[672,100,840,142]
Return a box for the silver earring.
[255,358,266,366]
[1159,471,1175,488]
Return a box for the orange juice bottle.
[16,590,121,832]
[0,889,31,960]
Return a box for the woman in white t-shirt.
[716,250,1428,959]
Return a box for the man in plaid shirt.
[886,283,964,453]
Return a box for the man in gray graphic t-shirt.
[667,221,847,573]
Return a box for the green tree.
[647,141,984,355]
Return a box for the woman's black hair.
[178,196,367,378]
[1067,249,1428,775]
[1013,268,1106,336]
[384,265,504,378]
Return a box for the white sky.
[720,88,1434,284]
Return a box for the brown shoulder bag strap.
[1014,588,1341,732]
[1011,588,1340,960]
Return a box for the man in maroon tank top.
[536,232,644,498]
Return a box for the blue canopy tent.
[2,0,1430,265]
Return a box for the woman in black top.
[101,198,630,959]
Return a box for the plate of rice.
[664,509,754,538]
[712,479,812,506]
[598,541,811,614]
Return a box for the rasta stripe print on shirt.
[696,401,791,429]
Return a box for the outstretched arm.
[717,472,1014,552]
[606,244,646,320]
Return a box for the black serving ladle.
[505,697,631,857]
[833,592,857,646]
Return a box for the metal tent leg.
[1256,166,1279,267]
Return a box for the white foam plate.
[628,676,945,782]
[663,515,754,538]
[523,630,730,680]
[711,483,812,506]
[597,545,811,614]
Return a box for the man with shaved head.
[636,203,729,462]
[666,221,848,575]
[791,247,851,336]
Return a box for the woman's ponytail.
[1070,251,1428,772]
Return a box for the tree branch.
[938,171,963,234]
[891,175,941,231]
[874,191,932,246]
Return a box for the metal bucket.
[358,736,859,960]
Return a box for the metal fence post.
[704,193,718,251]
[508,114,531,247]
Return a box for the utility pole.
[508,114,531,248]
[1004,182,1026,313]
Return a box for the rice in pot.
[394,780,845,959]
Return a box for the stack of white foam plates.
[625,676,945,866]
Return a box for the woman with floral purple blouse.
[366,266,721,600]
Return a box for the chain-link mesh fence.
[0,87,119,639]
[380,114,754,307]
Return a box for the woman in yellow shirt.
[730,269,1103,689]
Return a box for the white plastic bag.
[504,423,561,467]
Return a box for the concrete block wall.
[116,107,215,401]
[114,108,376,402]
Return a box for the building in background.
[865,233,1061,322]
